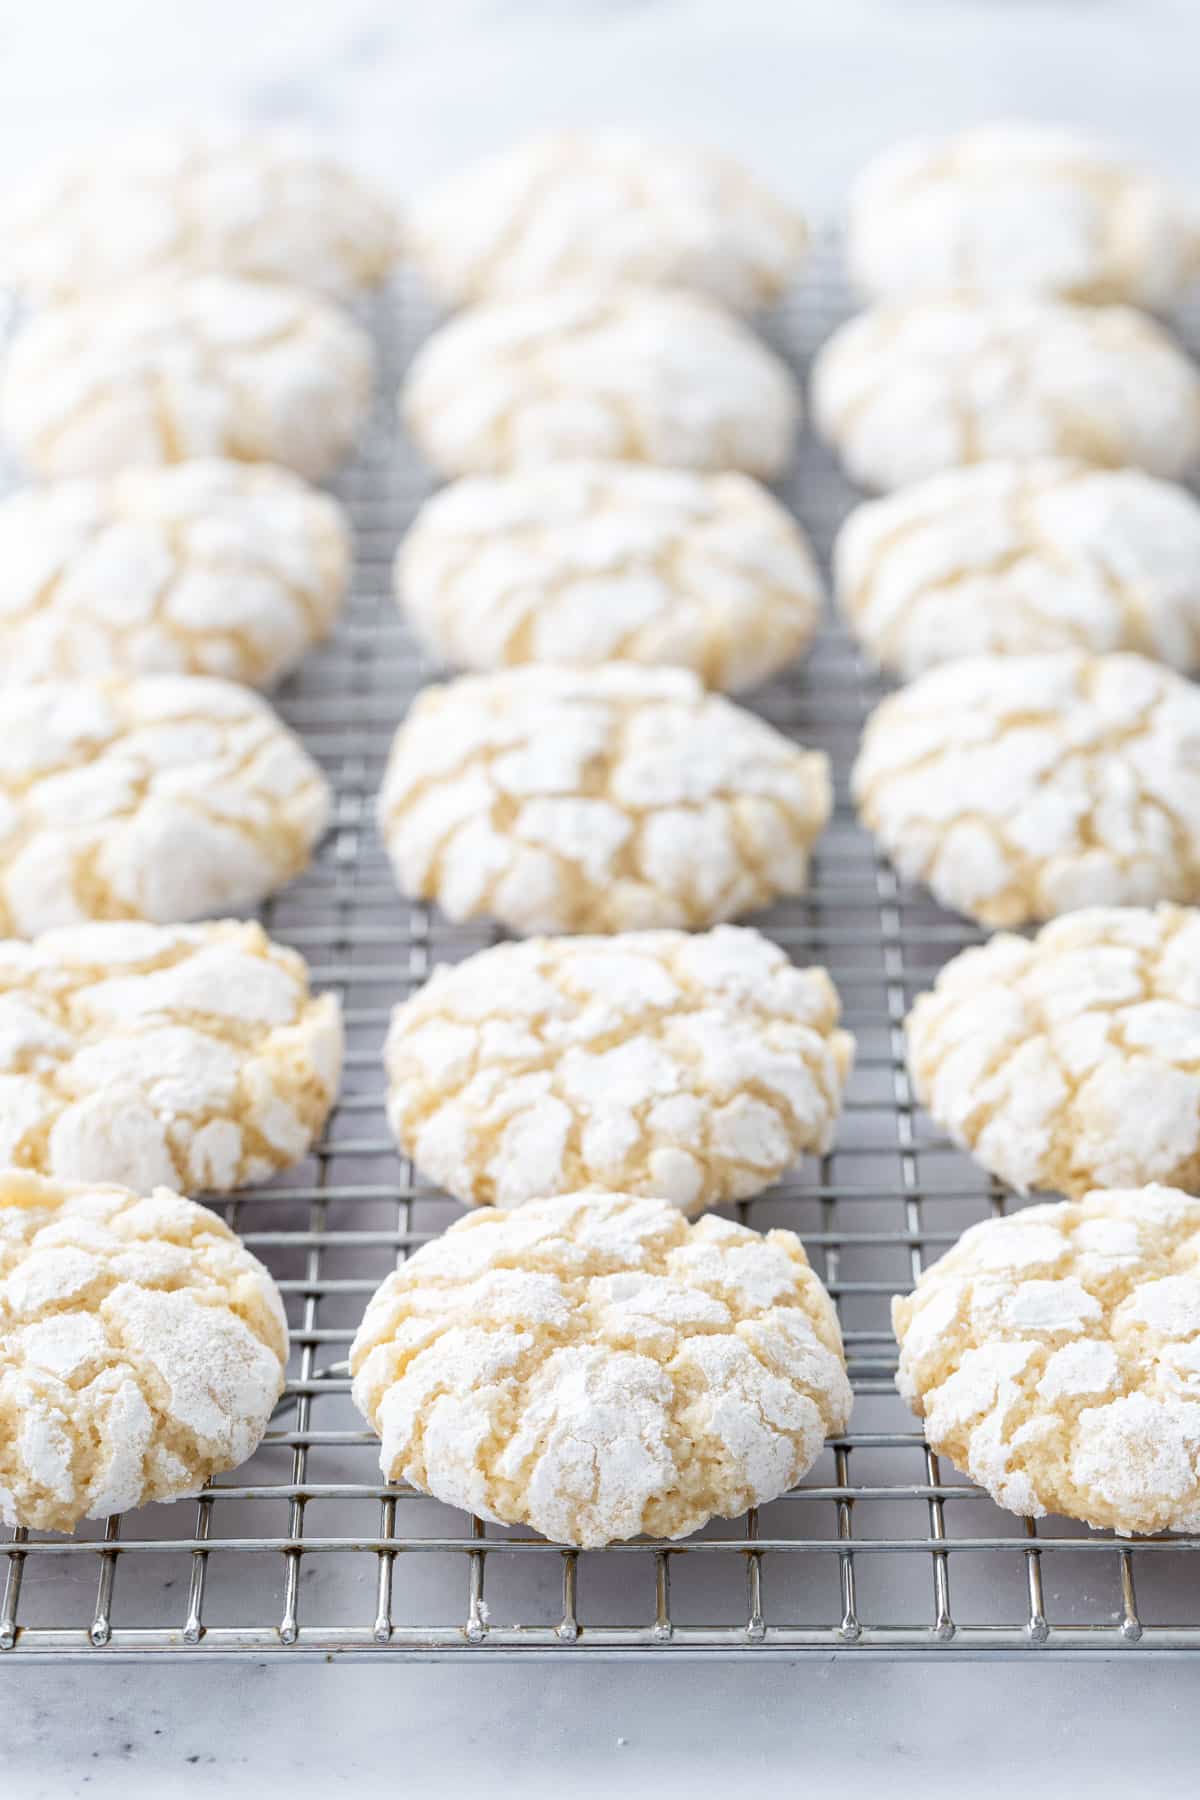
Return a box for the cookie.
[907,905,1200,1200]
[893,1186,1200,1535]
[404,129,805,312]
[351,1191,851,1546]
[849,123,1200,308]
[0,675,330,936]
[4,125,397,304]
[1,276,374,482]
[378,664,830,934]
[401,285,799,479]
[811,297,1200,492]
[836,461,1200,678]
[385,925,852,1213]
[398,462,822,691]
[0,1169,288,1531]
[852,652,1200,927]
[0,460,351,689]
[0,919,342,1193]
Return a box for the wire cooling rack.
[5,239,1200,1661]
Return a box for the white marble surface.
[6,0,1200,1791]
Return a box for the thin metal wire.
[3,239,1200,1659]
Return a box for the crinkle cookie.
[849,123,1200,308]
[351,1191,851,1546]
[385,925,853,1214]
[810,298,1200,492]
[0,460,351,690]
[404,129,805,313]
[852,652,1200,928]
[893,1186,1200,1535]
[378,664,831,935]
[398,462,822,691]
[401,285,799,479]
[0,675,330,937]
[908,906,1200,1198]
[836,461,1200,678]
[0,1169,288,1531]
[3,125,397,304]
[1,276,374,482]
[0,919,342,1193]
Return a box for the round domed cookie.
[385,925,853,1213]
[0,460,351,689]
[893,1185,1200,1535]
[836,461,1200,679]
[849,122,1200,308]
[351,1190,851,1546]
[0,1169,288,1531]
[378,664,831,935]
[1,275,374,482]
[0,919,342,1193]
[810,297,1200,492]
[852,651,1200,928]
[0,674,330,937]
[908,906,1200,1199]
[3,125,398,305]
[397,462,822,691]
[401,285,799,480]
[404,129,805,313]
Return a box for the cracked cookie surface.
[0,1169,288,1531]
[401,284,799,479]
[378,664,831,934]
[0,919,342,1193]
[398,462,822,690]
[811,297,1200,492]
[1,275,374,482]
[0,674,330,936]
[849,122,1200,307]
[404,128,805,312]
[852,651,1200,927]
[908,906,1200,1197]
[351,1190,851,1546]
[0,460,351,689]
[385,925,852,1213]
[893,1186,1200,1534]
[3,126,397,304]
[836,461,1200,678]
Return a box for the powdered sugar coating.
[401,285,798,480]
[385,925,853,1214]
[398,462,822,691]
[3,126,397,304]
[1,276,374,482]
[404,129,805,313]
[908,906,1200,1198]
[0,919,342,1193]
[351,1190,851,1546]
[811,298,1200,493]
[852,652,1200,928]
[0,675,330,937]
[837,461,1200,678]
[849,123,1200,307]
[893,1186,1200,1534]
[378,664,831,935]
[0,1169,288,1531]
[0,460,350,689]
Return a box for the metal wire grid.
[4,241,1200,1661]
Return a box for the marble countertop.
[5,2,1200,1793]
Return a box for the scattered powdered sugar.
[0,1170,288,1531]
[350,1191,851,1546]
[385,924,852,1213]
[893,1186,1200,1534]
[853,653,1200,926]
